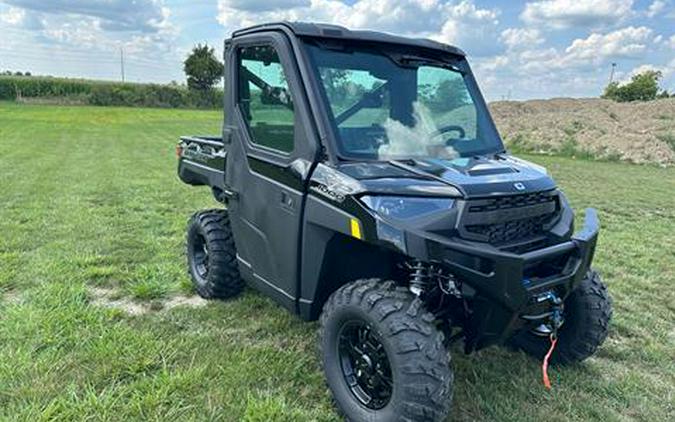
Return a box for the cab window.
[237,45,295,153]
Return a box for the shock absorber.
[407,260,430,296]
[406,260,461,298]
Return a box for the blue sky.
[0,0,673,100]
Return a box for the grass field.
[1,102,674,421]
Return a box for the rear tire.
[510,269,612,365]
[319,279,453,422]
[186,209,244,299]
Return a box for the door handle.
[280,191,294,209]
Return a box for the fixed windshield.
[304,42,503,160]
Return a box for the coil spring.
[406,260,460,297]
[408,260,430,296]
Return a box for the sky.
[0,0,674,100]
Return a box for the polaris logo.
[513,182,526,191]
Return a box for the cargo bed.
[177,136,226,191]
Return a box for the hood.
[338,154,556,198]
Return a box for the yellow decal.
[350,218,362,240]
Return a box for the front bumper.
[407,208,600,351]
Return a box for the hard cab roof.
[230,21,466,57]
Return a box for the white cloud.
[0,0,170,32]
[222,0,311,12]
[432,1,501,55]
[474,54,508,72]
[474,21,670,100]
[521,0,634,29]
[0,5,43,29]
[564,26,653,63]
[629,63,660,76]
[0,0,181,82]
[646,0,667,18]
[618,62,675,85]
[217,0,501,56]
[669,34,675,48]
[517,47,559,72]
[0,0,178,55]
[500,27,543,50]
[491,26,654,78]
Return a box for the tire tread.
[187,209,244,299]
[320,279,453,421]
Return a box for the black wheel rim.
[337,320,393,410]
[191,232,209,280]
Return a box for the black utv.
[177,22,612,421]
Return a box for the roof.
[231,21,466,57]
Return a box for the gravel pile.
[490,98,675,166]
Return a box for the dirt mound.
[489,98,675,166]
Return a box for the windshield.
[304,42,504,160]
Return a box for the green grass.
[1,102,674,421]
[656,132,675,152]
[506,132,601,161]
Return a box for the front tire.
[510,269,612,365]
[186,209,244,299]
[320,279,453,422]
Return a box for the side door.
[224,32,317,312]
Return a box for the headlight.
[360,195,455,220]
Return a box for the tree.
[419,77,469,113]
[656,90,670,99]
[183,44,224,91]
[602,70,664,102]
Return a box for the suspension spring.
[408,260,430,296]
[406,260,461,298]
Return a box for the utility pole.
[608,62,616,84]
[120,47,125,82]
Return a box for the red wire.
[542,335,558,389]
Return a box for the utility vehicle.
[177,22,612,421]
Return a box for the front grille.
[461,191,560,245]
[467,191,557,213]
[464,213,556,244]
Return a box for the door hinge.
[223,124,237,144]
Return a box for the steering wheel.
[431,125,466,143]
